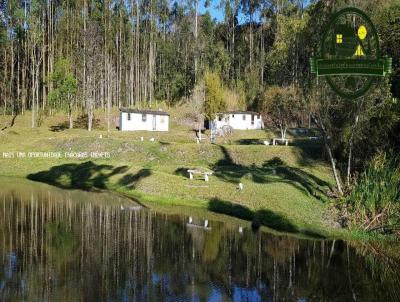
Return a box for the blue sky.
[198,0,225,23]
[198,0,263,24]
[198,0,257,24]
[198,0,311,23]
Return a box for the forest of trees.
[1,0,397,126]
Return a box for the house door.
[152,115,157,131]
[251,114,255,125]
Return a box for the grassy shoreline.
[1,173,396,243]
[2,173,342,240]
[0,111,356,239]
[1,150,346,238]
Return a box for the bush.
[204,71,226,119]
[346,153,400,234]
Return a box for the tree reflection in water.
[0,183,399,302]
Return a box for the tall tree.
[47,58,78,129]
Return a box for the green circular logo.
[311,7,392,99]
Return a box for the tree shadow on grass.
[50,122,69,132]
[235,139,262,145]
[27,161,151,191]
[208,198,254,221]
[118,169,152,189]
[174,167,189,177]
[208,198,325,238]
[290,138,324,166]
[1,114,18,131]
[212,145,331,201]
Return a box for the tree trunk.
[260,23,264,85]
[312,114,344,195]
[10,39,14,116]
[346,116,358,186]
[42,7,46,111]
[231,4,236,81]
[135,0,140,106]
[194,0,198,83]
[325,140,343,195]
[69,104,73,129]
[249,11,253,68]
[280,123,286,139]
[31,49,36,128]
[346,98,365,186]
[198,122,202,140]
[88,98,93,132]
[83,0,87,124]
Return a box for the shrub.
[346,153,400,234]
[204,71,226,119]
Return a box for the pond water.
[0,180,399,302]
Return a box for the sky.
[197,0,265,24]
[198,0,226,23]
[198,0,312,24]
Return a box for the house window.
[160,116,165,123]
[127,113,131,121]
[218,115,222,121]
[232,114,235,118]
[336,34,343,44]
[242,114,246,121]
[251,115,255,125]
[258,114,260,119]
[142,114,147,122]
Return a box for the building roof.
[218,111,260,115]
[120,108,170,116]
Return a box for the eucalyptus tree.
[240,0,261,68]
[27,0,46,128]
[83,20,103,132]
[47,58,78,129]
[220,0,240,82]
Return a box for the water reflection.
[0,181,399,301]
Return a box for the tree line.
[0,1,398,119]
[1,0,290,129]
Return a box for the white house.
[119,108,169,131]
[208,111,264,130]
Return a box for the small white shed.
[209,111,264,130]
[119,108,169,132]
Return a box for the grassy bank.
[0,111,343,238]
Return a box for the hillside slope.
[0,112,339,237]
